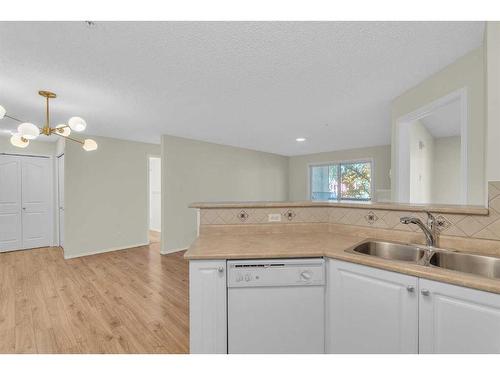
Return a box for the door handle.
[406,285,415,292]
[421,289,430,296]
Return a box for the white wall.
[432,136,461,204]
[391,46,485,205]
[399,122,462,205]
[288,145,391,201]
[408,120,434,204]
[64,135,160,258]
[149,157,161,232]
[486,22,500,182]
[161,135,289,253]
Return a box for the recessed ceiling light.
[296,137,306,142]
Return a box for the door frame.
[147,154,161,243]
[55,153,64,247]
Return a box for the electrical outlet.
[268,213,281,222]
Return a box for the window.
[309,160,372,201]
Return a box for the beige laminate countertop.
[185,232,500,294]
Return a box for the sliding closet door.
[0,155,22,252]
[21,157,51,249]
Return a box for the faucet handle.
[425,211,436,229]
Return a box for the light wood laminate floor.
[0,243,189,353]
[149,230,161,244]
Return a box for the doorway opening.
[148,156,161,244]
[395,88,468,205]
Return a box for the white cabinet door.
[419,278,500,353]
[21,157,51,249]
[0,155,22,252]
[189,260,227,354]
[327,259,418,353]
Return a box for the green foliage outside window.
[311,161,371,201]
[340,162,371,199]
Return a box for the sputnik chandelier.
[0,90,97,151]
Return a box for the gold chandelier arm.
[53,131,84,145]
[4,114,25,123]
[44,97,50,131]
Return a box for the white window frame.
[307,158,375,201]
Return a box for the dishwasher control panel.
[227,258,325,287]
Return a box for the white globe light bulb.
[82,138,98,151]
[17,123,40,140]
[0,105,6,120]
[56,124,71,137]
[68,116,87,132]
[10,133,29,148]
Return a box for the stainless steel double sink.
[346,240,500,280]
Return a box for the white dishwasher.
[227,258,325,354]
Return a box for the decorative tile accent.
[364,211,379,225]
[434,215,452,232]
[198,182,500,242]
[238,210,249,222]
[283,209,296,221]
[200,207,331,225]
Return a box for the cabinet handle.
[406,285,415,292]
[22,207,26,210]
[217,266,224,273]
[421,289,430,296]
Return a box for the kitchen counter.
[189,200,489,215]
[185,231,500,294]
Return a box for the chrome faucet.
[400,211,437,248]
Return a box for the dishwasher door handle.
[300,271,312,280]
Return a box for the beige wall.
[64,135,160,258]
[433,136,461,204]
[409,120,434,204]
[391,46,485,205]
[0,135,56,156]
[486,22,500,183]
[288,145,391,201]
[161,135,289,253]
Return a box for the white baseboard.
[63,242,150,259]
[160,247,187,255]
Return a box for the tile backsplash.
[199,181,500,242]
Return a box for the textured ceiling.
[0,21,484,155]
